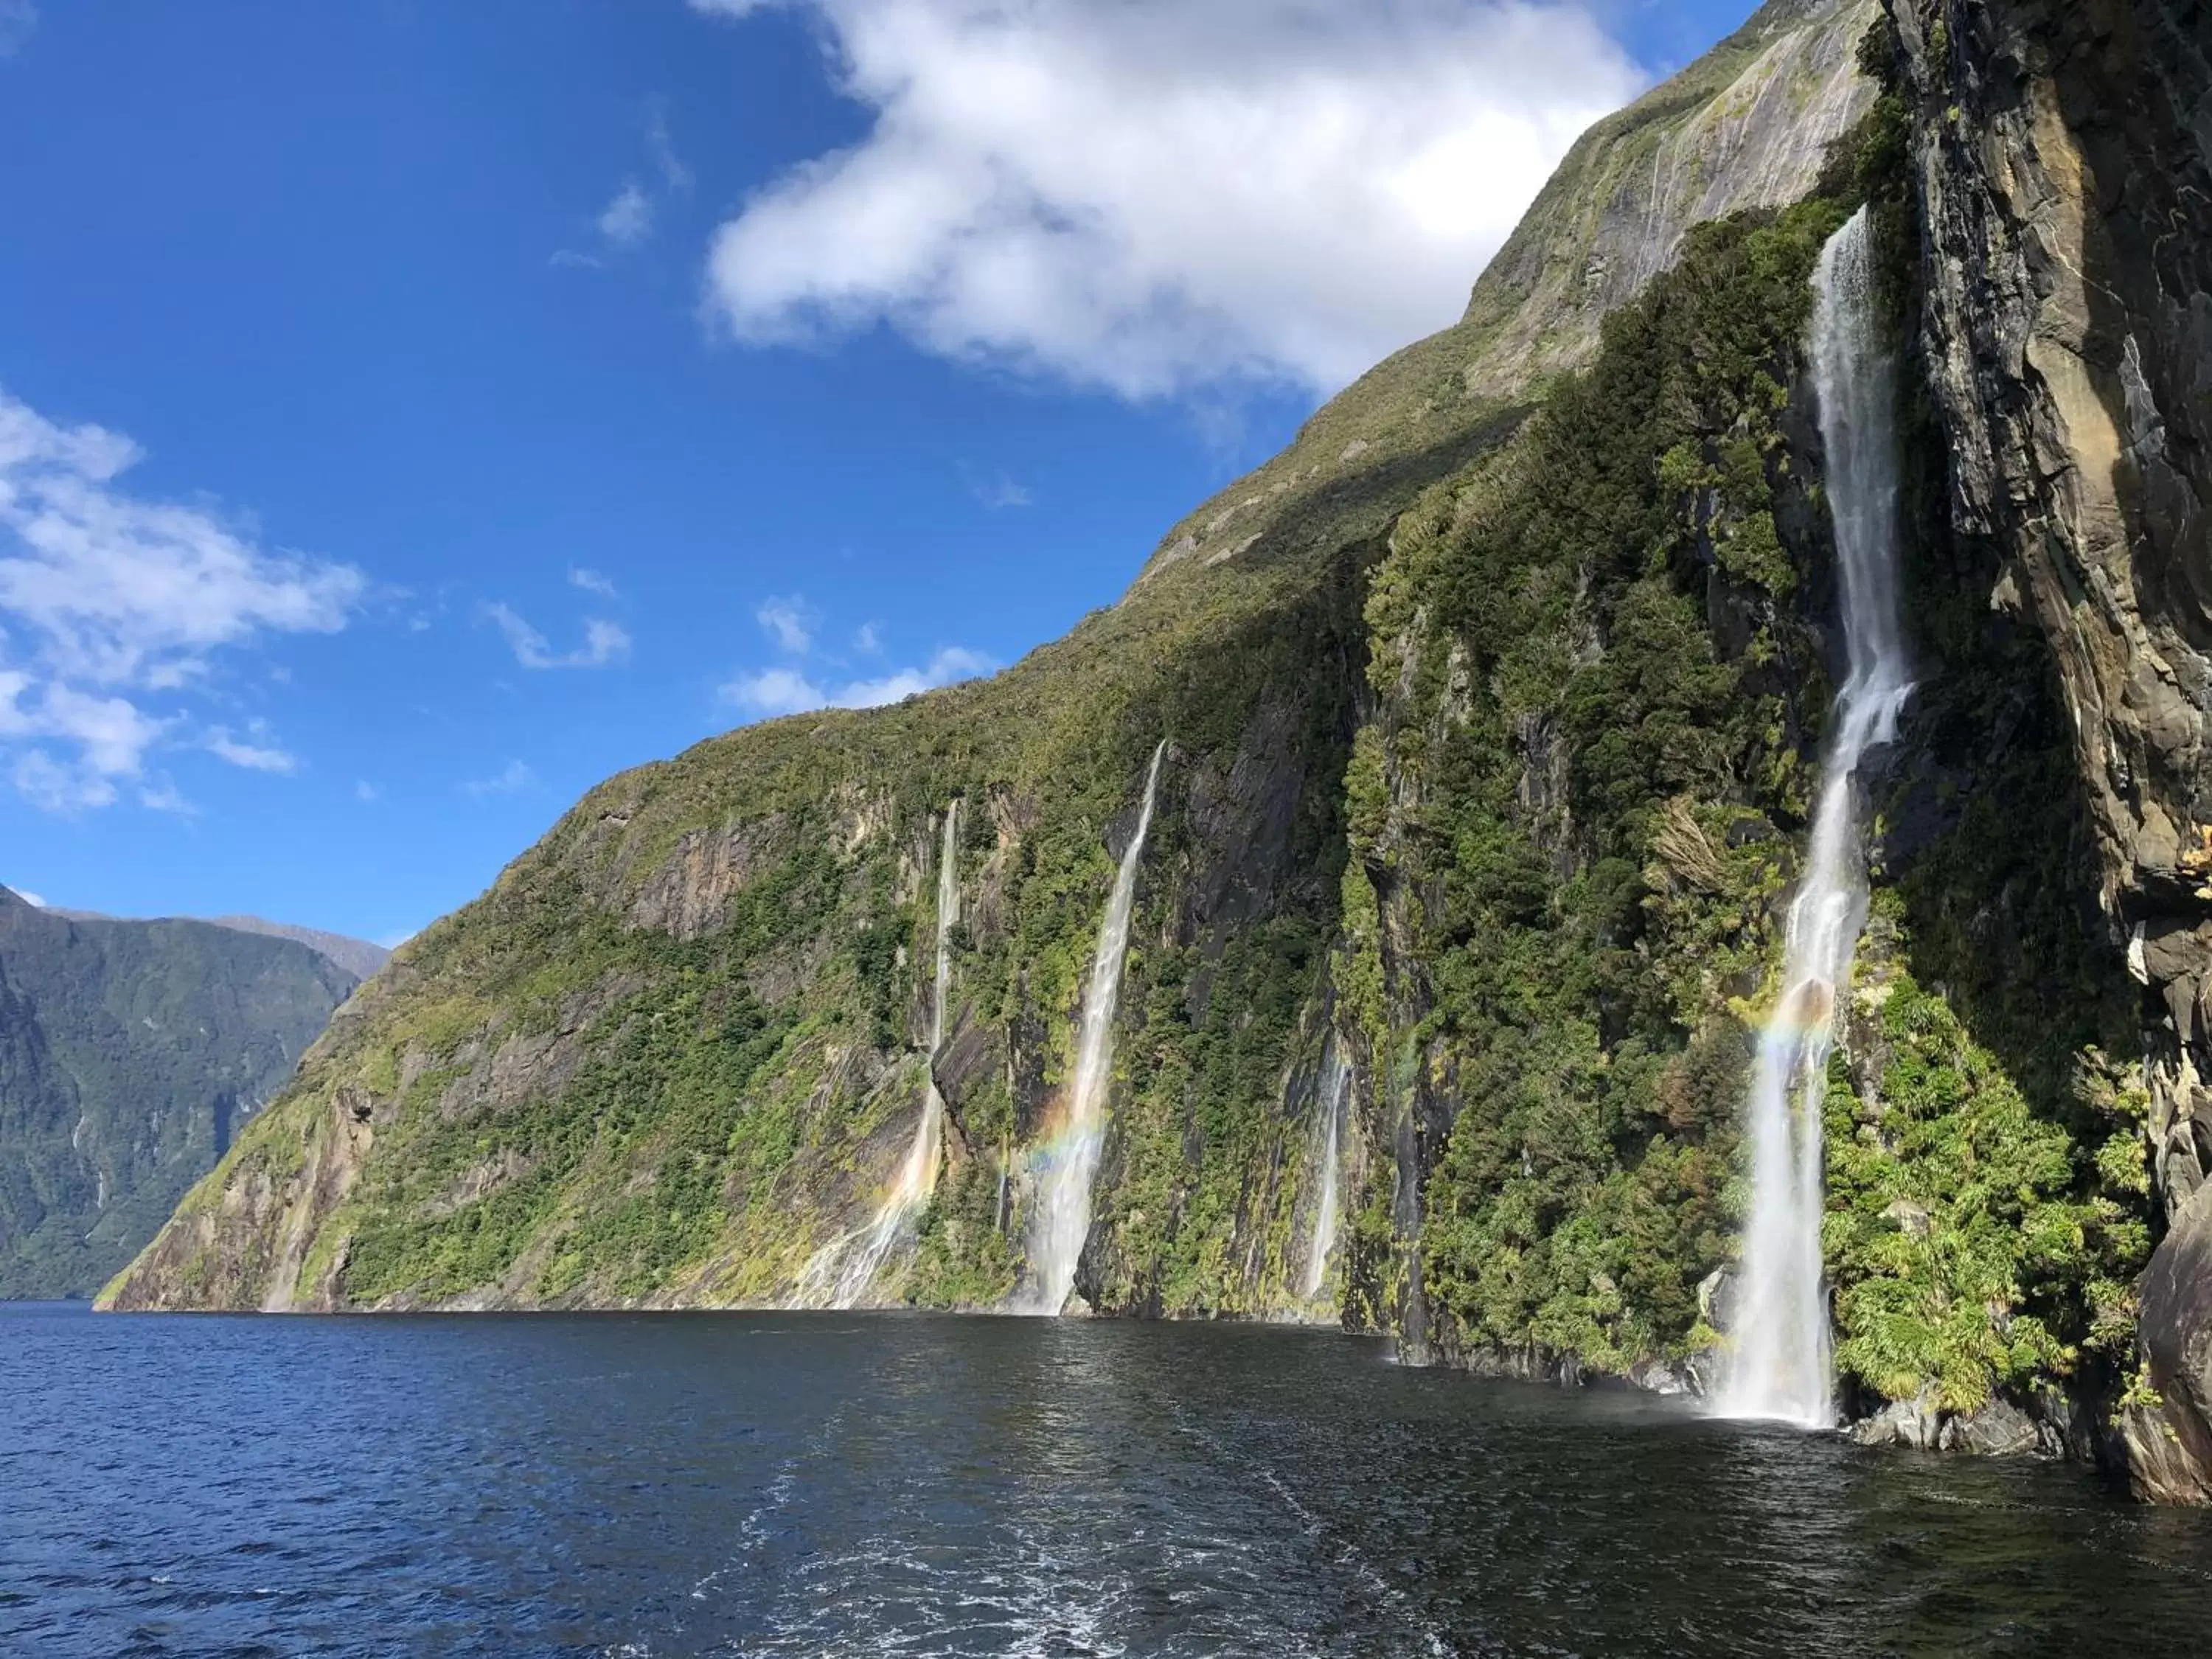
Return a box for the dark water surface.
[5,1304,2210,1657]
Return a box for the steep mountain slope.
[0,888,360,1298]
[103,0,1877,1322]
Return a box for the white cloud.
[720,644,992,718]
[569,566,619,599]
[463,759,538,798]
[355,779,381,803]
[11,748,112,811]
[598,181,654,246]
[136,779,194,815]
[838,646,995,706]
[693,0,1642,398]
[723,664,826,718]
[485,602,631,669]
[13,888,45,907]
[0,384,361,809]
[852,622,882,655]
[754,594,815,655]
[204,725,299,774]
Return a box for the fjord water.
[800,801,964,1310]
[1723,208,1913,1427]
[7,1303,2211,1658]
[1020,741,1167,1314]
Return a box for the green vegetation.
[111,522,1370,1315]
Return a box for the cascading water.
[799,801,963,1309]
[1015,741,1167,1315]
[1719,207,1912,1427]
[1299,1037,1349,1304]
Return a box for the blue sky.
[0,0,1755,945]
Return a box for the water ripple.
[3,1304,2208,1657]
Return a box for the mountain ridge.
[27,895,389,983]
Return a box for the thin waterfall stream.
[1300,1037,1349,1306]
[799,801,963,1309]
[1719,206,1913,1425]
[1015,741,1167,1315]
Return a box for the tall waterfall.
[800,801,963,1309]
[1720,208,1912,1426]
[1300,1037,1349,1304]
[1016,742,1167,1315]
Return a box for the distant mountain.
[203,917,390,983]
[44,905,388,983]
[0,886,360,1298]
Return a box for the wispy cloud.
[967,469,1034,510]
[463,759,538,798]
[694,0,1640,398]
[597,181,653,246]
[852,622,882,655]
[484,602,631,669]
[355,779,380,803]
[568,566,619,599]
[557,104,692,267]
[204,724,299,774]
[12,888,46,908]
[720,645,992,719]
[0,1,35,59]
[754,594,815,655]
[647,102,692,194]
[135,779,194,815]
[0,384,361,810]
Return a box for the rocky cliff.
[1887,0,2212,1499]
[0,888,361,1298]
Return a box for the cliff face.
[1889,0,2212,1499]
[102,0,1874,1322]
[0,889,360,1298]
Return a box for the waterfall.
[799,801,963,1309]
[1300,1037,1349,1304]
[1719,208,1912,1427]
[1015,741,1167,1315]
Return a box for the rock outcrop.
[1891,0,2212,1499]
